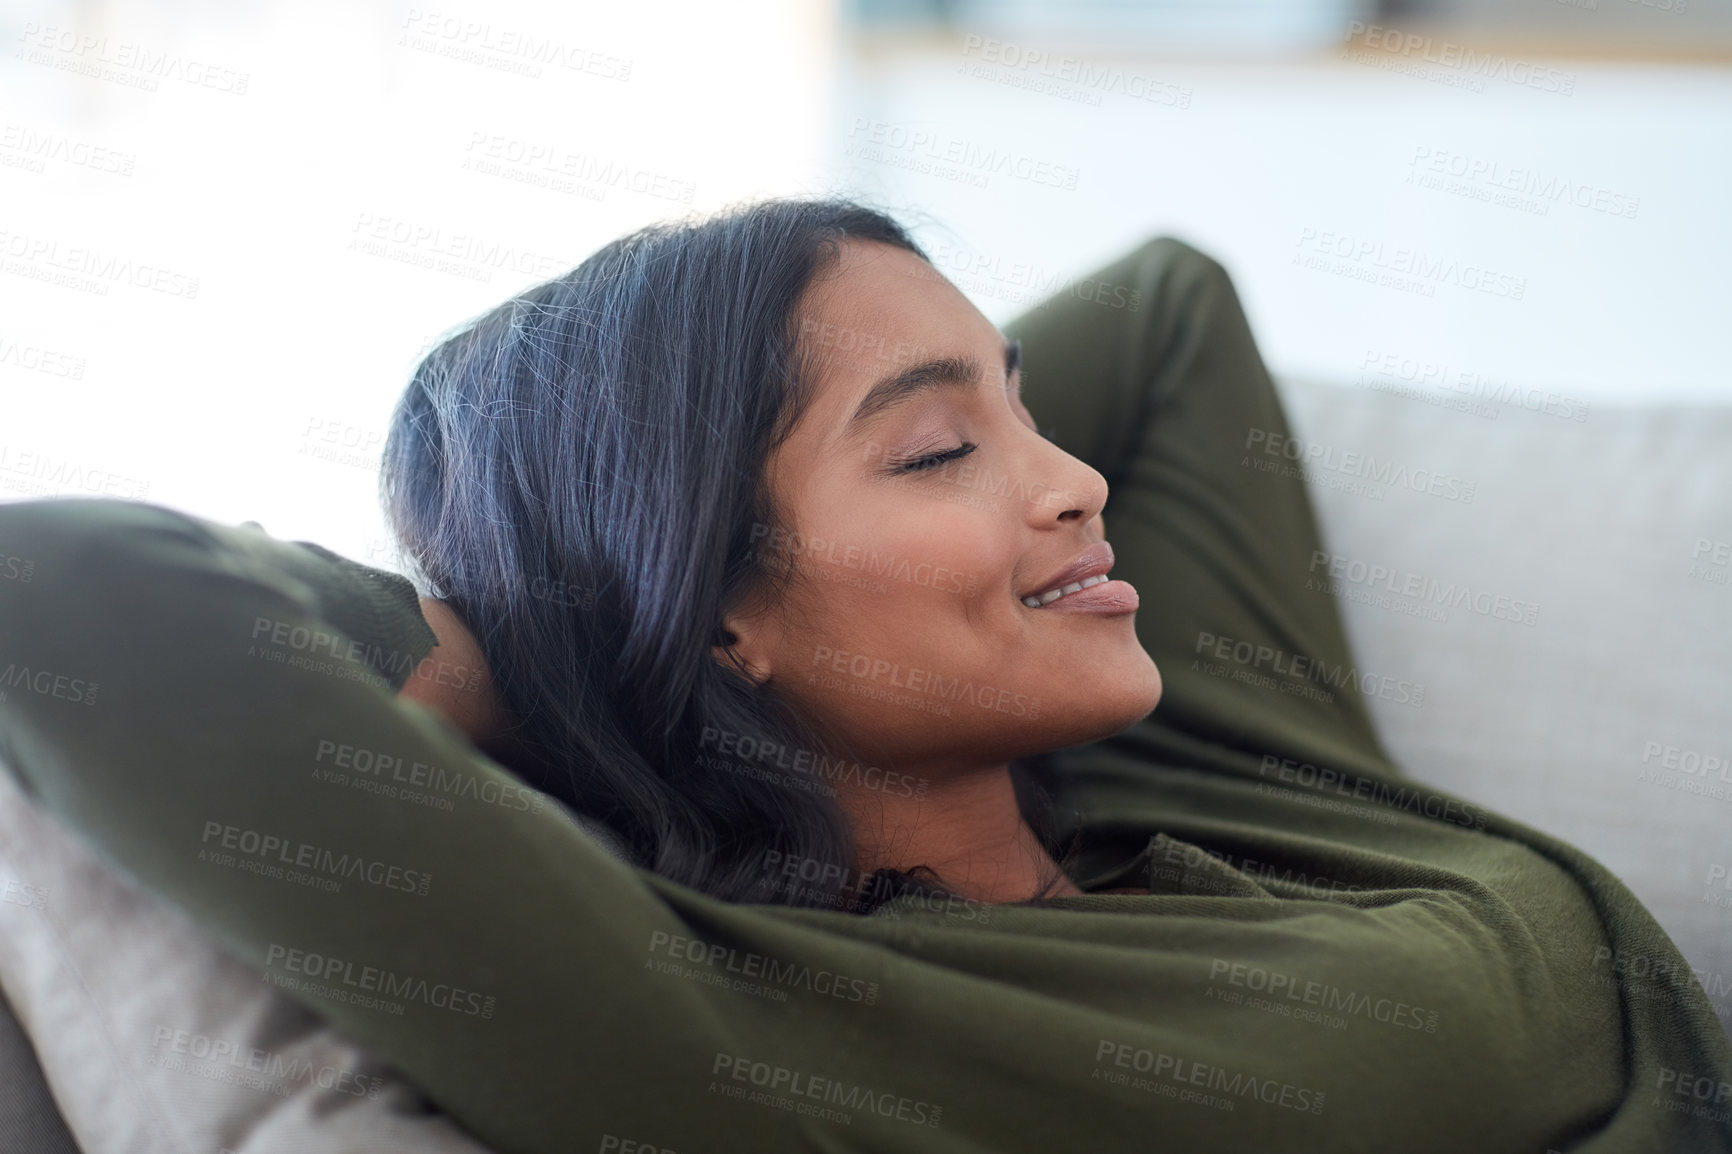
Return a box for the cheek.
[896,519,999,601]
[895,496,1012,581]
[773,471,1029,661]
[775,517,1010,663]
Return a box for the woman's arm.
[0,497,780,1152]
[0,497,1719,1154]
[235,523,511,754]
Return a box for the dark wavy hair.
[379,197,1081,913]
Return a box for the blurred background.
[1,0,1727,549]
[3,0,1732,1026]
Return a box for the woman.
[0,198,1725,1154]
[387,199,1158,914]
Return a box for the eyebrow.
[841,339,1022,443]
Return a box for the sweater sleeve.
[230,522,438,695]
[1,497,1726,1154]
[0,497,773,1153]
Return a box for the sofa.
[1274,371,1732,1022]
[2,372,1727,1150]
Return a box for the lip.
[1019,542,1115,602]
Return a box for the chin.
[1107,662,1163,733]
[1066,689,1163,750]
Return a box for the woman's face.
[720,238,1163,775]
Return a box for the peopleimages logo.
[0,335,87,380]
[1092,1038,1326,1115]
[1,228,201,298]
[750,522,980,596]
[198,820,433,897]
[1640,741,1732,783]
[0,442,149,501]
[461,132,694,204]
[15,22,251,94]
[1257,755,1487,830]
[844,119,1081,191]
[924,240,1142,312]
[1192,630,1426,711]
[0,660,98,705]
[0,124,136,176]
[1689,538,1731,589]
[1244,427,1476,504]
[1703,864,1732,913]
[646,929,880,1005]
[0,875,48,910]
[958,35,1193,108]
[397,9,633,81]
[697,726,929,800]
[1654,1066,1732,1128]
[1294,228,1525,301]
[345,212,569,283]
[809,645,1041,719]
[1206,957,1441,1034]
[710,1052,944,1128]
[1340,21,1576,96]
[1308,550,1539,627]
[1358,348,1590,423]
[149,1025,384,1100]
[262,944,496,1019]
[310,737,547,815]
[1405,145,1640,220]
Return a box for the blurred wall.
[830,15,1732,414]
[1,0,839,555]
[2,0,1729,554]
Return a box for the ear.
[710,595,779,685]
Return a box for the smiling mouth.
[1020,574,1112,608]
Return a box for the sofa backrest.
[1276,374,1732,1031]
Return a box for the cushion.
[0,760,502,1154]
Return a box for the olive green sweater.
[0,495,1727,1154]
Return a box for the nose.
[1026,448,1107,530]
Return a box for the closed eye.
[897,442,978,473]
[891,338,1049,474]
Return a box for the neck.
[838,761,1085,906]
